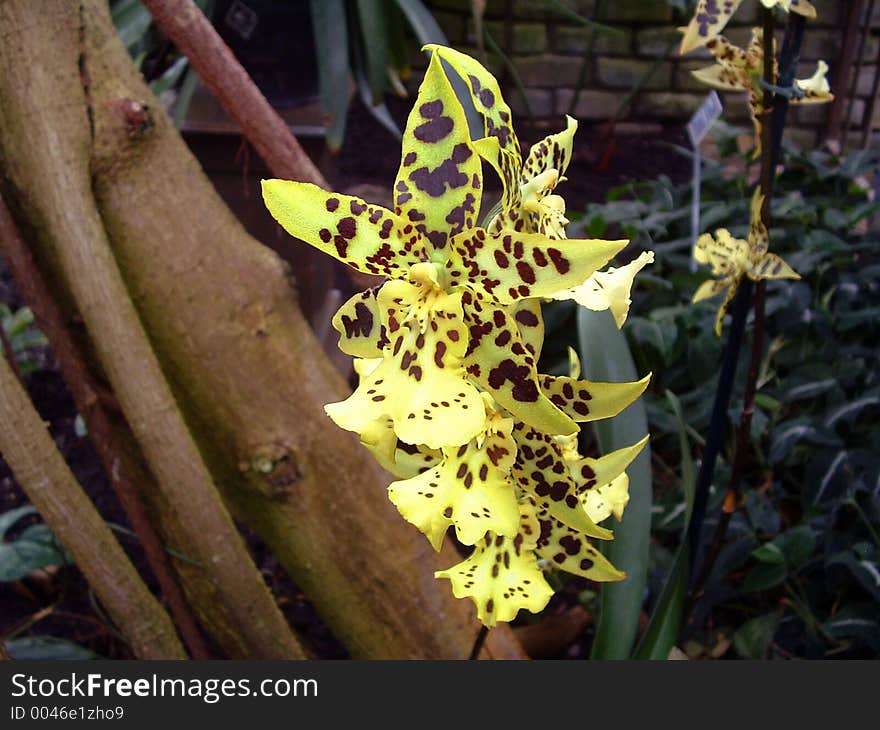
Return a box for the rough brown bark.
[80,1,523,658]
[0,0,525,658]
[0,0,305,660]
[0,195,211,659]
[0,351,187,660]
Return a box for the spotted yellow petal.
[553,251,654,328]
[447,229,629,305]
[583,472,630,523]
[512,421,613,540]
[569,435,649,494]
[464,300,577,436]
[539,372,652,423]
[392,52,482,253]
[325,280,485,449]
[425,44,520,157]
[262,180,429,278]
[388,407,520,549]
[693,277,731,304]
[679,0,745,55]
[534,514,625,582]
[435,502,552,627]
[748,253,800,281]
[332,289,387,358]
[511,300,544,362]
[522,115,577,184]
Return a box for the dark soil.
[0,94,691,660]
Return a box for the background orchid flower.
[680,0,816,55]
[691,30,832,158]
[693,189,800,335]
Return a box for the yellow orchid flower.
[693,188,800,335]
[435,348,649,626]
[680,0,816,55]
[691,29,832,158]
[265,51,629,450]
[263,46,655,628]
[427,46,653,330]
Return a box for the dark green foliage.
[564,128,880,658]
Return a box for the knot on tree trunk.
[110,98,154,139]
[238,442,302,499]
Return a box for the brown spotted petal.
[392,52,482,254]
[447,229,628,306]
[539,372,651,423]
[511,300,545,362]
[535,515,625,582]
[521,115,577,184]
[680,0,745,55]
[332,288,387,358]
[569,436,649,496]
[325,280,485,450]
[473,136,523,226]
[435,501,553,627]
[262,180,429,278]
[348,359,442,478]
[426,44,521,157]
[512,421,613,540]
[387,406,520,550]
[463,300,578,436]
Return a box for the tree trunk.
[0,0,525,659]
[0,351,187,660]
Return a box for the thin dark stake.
[469,625,489,660]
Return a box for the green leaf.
[822,604,880,652]
[742,562,788,593]
[0,506,36,538]
[751,526,816,569]
[393,0,447,46]
[5,636,100,660]
[732,611,782,659]
[111,0,153,54]
[0,522,70,582]
[632,390,695,660]
[310,0,351,151]
[356,0,390,105]
[148,56,188,97]
[578,309,652,660]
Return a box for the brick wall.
[426,0,879,147]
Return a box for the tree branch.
[0,0,305,659]
[140,0,328,189]
[0,196,211,659]
[0,350,187,660]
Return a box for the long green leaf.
[393,0,447,46]
[579,308,652,660]
[356,0,390,105]
[311,0,351,151]
[632,390,695,659]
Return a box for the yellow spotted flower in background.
[680,0,817,55]
[263,46,652,628]
[689,29,832,158]
[693,188,800,335]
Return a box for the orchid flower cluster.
[262,46,652,627]
[681,1,833,159]
[681,1,830,334]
